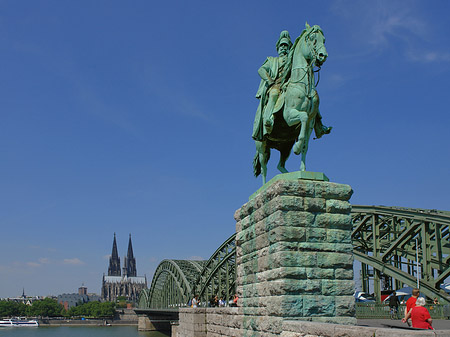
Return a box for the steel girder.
[352,205,450,304]
[138,236,236,310]
[138,259,206,309]
[192,234,236,305]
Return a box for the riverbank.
[38,319,137,326]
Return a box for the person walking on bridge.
[389,291,400,319]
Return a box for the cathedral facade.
[101,233,147,303]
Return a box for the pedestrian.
[219,297,225,307]
[402,297,433,329]
[232,294,238,307]
[389,291,400,319]
[403,288,420,326]
[192,295,199,308]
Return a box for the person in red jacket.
[403,288,420,326]
[402,297,433,329]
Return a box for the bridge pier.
[234,172,356,335]
[134,308,178,332]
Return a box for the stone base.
[235,176,356,335]
[249,171,329,200]
[176,308,450,336]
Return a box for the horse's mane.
[281,25,323,87]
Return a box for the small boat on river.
[0,318,39,327]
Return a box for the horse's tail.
[253,152,261,178]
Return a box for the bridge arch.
[139,259,206,309]
[192,233,236,305]
[139,205,450,308]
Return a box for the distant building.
[78,285,87,296]
[58,285,100,310]
[101,233,147,303]
[3,289,41,305]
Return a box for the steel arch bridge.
[138,205,450,309]
[139,259,207,309]
[138,234,236,309]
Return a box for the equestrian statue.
[252,23,332,184]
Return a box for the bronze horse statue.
[253,24,331,184]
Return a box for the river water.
[0,326,170,337]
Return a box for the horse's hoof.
[293,142,301,155]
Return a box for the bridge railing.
[356,303,450,319]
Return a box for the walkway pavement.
[358,318,450,330]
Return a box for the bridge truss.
[139,259,206,309]
[352,205,450,303]
[192,234,236,304]
[139,205,450,309]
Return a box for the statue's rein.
[289,27,324,91]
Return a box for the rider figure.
[253,30,292,141]
[253,30,332,142]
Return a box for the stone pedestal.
[234,173,356,335]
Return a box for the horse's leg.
[284,107,308,155]
[277,144,292,174]
[256,141,269,184]
[299,119,315,171]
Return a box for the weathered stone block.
[335,295,355,317]
[269,251,317,268]
[322,279,355,296]
[326,199,351,214]
[282,210,316,227]
[305,267,334,279]
[334,268,353,280]
[268,226,306,244]
[303,295,335,317]
[316,252,353,268]
[314,213,352,229]
[314,182,353,201]
[270,195,305,213]
[283,320,337,336]
[257,267,307,281]
[305,227,327,242]
[297,242,353,253]
[326,228,351,243]
[265,295,303,317]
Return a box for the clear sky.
[1,0,450,298]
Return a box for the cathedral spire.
[127,233,134,260]
[125,233,137,277]
[108,233,121,276]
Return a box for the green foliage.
[0,298,63,317]
[0,301,28,317]
[116,300,127,308]
[116,296,127,302]
[27,298,64,317]
[68,301,115,318]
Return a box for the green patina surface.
[236,178,356,333]
[252,23,332,185]
[249,171,329,201]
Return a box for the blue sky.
[1,0,450,298]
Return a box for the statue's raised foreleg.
[284,107,308,155]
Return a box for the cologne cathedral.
[101,233,147,303]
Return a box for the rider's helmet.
[276,30,293,50]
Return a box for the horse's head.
[301,23,327,66]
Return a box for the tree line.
[0,298,115,318]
